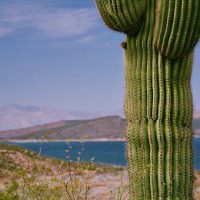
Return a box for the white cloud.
[0,1,98,39]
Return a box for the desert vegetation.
[0,143,128,200]
[0,144,200,199]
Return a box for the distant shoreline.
[3,136,200,143]
[5,138,126,143]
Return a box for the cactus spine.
[96,0,200,199]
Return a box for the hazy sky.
[0,0,199,112]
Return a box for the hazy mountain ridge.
[0,116,200,140]
[0,104,74,130]
[0,116,126,140]
[0,105,199,140]
[0,104,124,130]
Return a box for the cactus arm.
[95,0,146,35]
[95,0,122,31]
[155,0,200,59]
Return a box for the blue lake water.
[9,138,200,170]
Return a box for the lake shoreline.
[1,143,200,199]
[5,138,126,143]
[3,135,200,143]
[2,138,200,170]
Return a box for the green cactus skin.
[96,0,199,199]
[155,0,200,59]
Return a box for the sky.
[0,0,199,113]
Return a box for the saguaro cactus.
[96,0,200,199]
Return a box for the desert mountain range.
[0,104,199,140]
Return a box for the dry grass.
[1,143,200,199]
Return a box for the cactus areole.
[96,0,200,199]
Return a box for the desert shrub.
[0,142,128,200]
[0,180,20,200]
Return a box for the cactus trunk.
[125,35,193,199]
[96,0,199,199]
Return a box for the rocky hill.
[0,116,126,140]
[0,113,199,140]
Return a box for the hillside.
[0,104,199,140]
[0,114,200,140]
[0,143,126,199]
[0,144,200,199]
[0,104,124,130]
[0,116,127,140]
